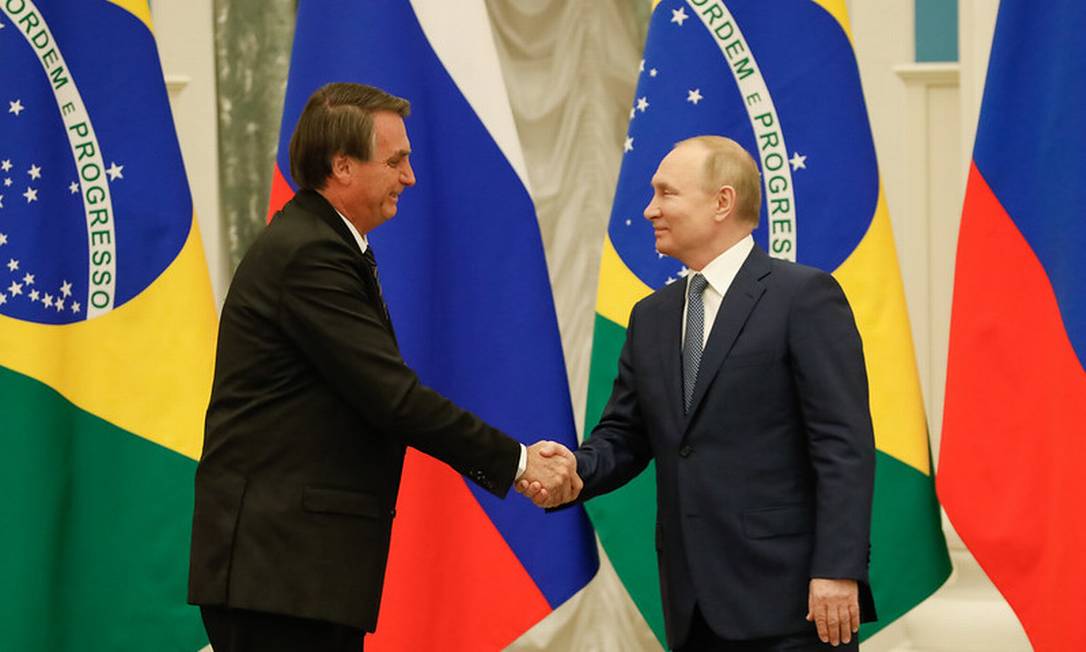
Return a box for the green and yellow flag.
[0,2,216,649]
[585,0,951,645]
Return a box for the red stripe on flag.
[366,450,552,650]
[267,164,295,222]
[939,163,1086,651]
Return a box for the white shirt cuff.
[515,443,527,480]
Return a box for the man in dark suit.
[188,82,579,652]
[524,136,876,650]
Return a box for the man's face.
[643,144,718,265]
[346,111,415,230]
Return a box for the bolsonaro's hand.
[516,440,582,508]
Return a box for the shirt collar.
[689,234,754,296]
[334,208,369,254]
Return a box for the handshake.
[516,440,583,508]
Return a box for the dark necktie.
[683,273,708,413]
[361,246,392,326]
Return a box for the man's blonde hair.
[677,135,761,226]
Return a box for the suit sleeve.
[787,271,876,582]
[277,238,521,497]
[575,305,654,502]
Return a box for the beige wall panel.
[151,0,227,307]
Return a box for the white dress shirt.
[681,235,755,347]
[336,210,529,478]
[336,210,370,254]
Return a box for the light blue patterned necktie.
[683,273,708,413]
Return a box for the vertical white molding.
[151,0,227,308]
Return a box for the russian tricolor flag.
[268,1,598,648]
[938,0,1086,649]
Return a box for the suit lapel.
[654,280,687,436]
[289,190,397,338]
[682,246,771,434]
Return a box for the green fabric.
[862,449,952,638]
[0,366,206,651]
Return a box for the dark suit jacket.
[576,245,876,646]
[188,189,521,631]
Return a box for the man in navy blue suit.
[524,136,876,650]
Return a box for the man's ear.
[328,153,351,185]
[715,185,737,222]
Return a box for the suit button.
[679,446,692,457]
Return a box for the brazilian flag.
[0,2,216,650]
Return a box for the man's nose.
[644,200,660,220]
[401,161,416,187]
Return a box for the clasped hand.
[516,440,581,508]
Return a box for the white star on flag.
[8,281,22,296]
[43,293,53,307]
[71,301,81,313]
[625,219,632,226]
[672,7,689,25]
[789,152,807,170]
[639,59,645,72]
[0,294,6,306]
[69,181,79,193]
[3,178,11,187]
[636,97,649,112]
[22,273,34,285]
[6,258,18,271]
[27,164,42,180]
[666,276,676,285]
[0,160,11,172]
[8,99,24,116]
[624,136,634,153]
[629,107,635,120]
[60,280,72,297]
[650,68,658,77]
[0,233,7,245]
[0,194,4,208]
[29,289,39,302]
[678,266,690,278]
[55,297,65,311]
[23,187,37,203]
[107,162,124,180]
[687,89,703,104]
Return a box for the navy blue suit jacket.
[575,245,876,646]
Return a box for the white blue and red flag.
[269,1,598,649]
[939,1,1086,649]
